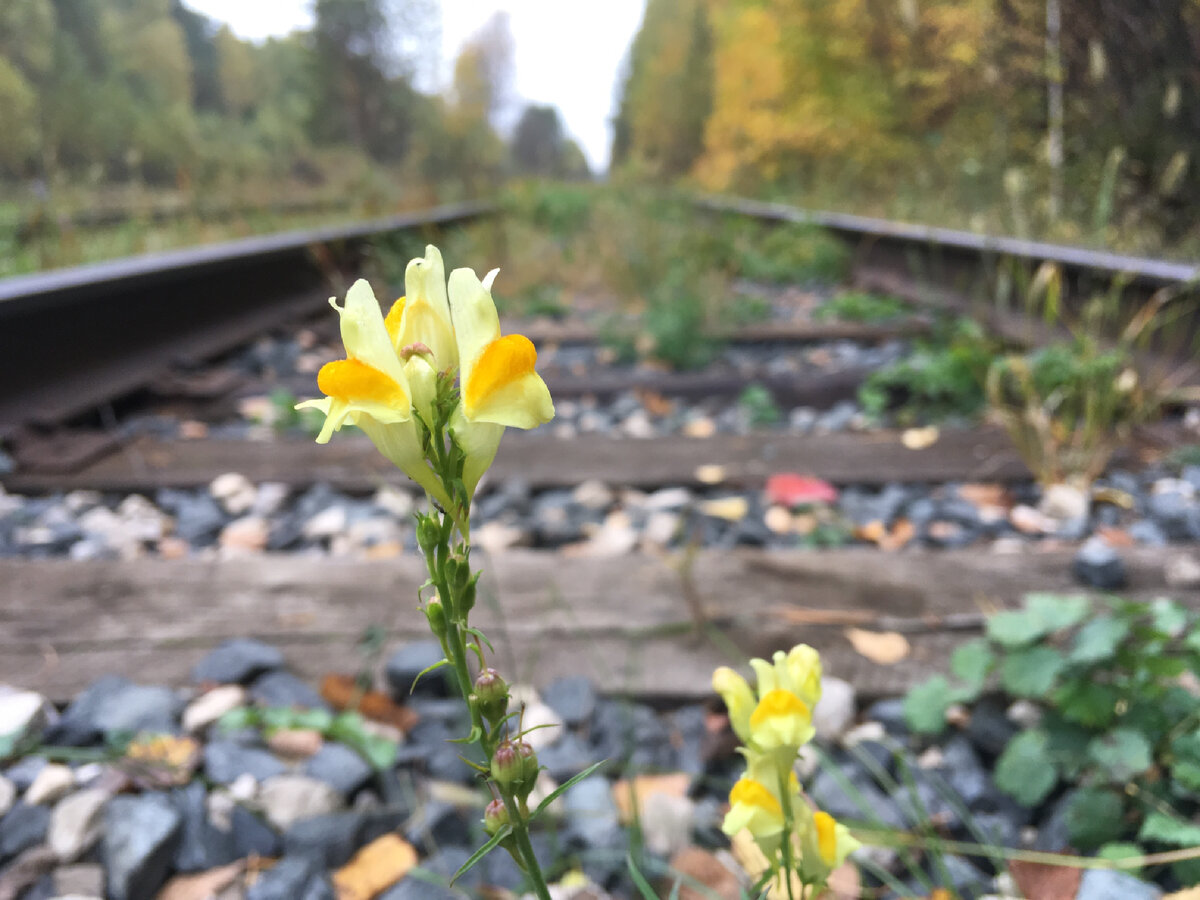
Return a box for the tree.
[215,26,260,117]
[512,104,566,175]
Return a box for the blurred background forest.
[3,0,1200,268]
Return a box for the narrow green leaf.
[627,854,659,900]
[410,658,450,694]
[450,825,512,886]
[531,760,607,819]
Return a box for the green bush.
[904,593,1200,883]
[729,220,850,284]
[858,320,997,423]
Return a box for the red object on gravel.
[766,473,839,507]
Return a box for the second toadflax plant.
[301,246,578,898]
[714,645,859,898]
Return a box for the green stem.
[501,792,554,900]
[777,758,798,900]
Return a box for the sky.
[183,0,647,171]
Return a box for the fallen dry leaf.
[1009,859,1082,900]
[333,833,418,900]
[772,606,874,626]
[667,847,742,900]
[321,674,420,732]
[123,734,201,786]
[1096,525,1136,548]
[612,772,692,824]
[700,496,748,521]
[1165,887,1200,899]
[901,426,939,450]
[694,464,727,485]
[637,389,674,418]
[156,860,244,900]
[855,519,887,545]
[816,862,860,900]
[854,519,914,551]
[845,628,911,665]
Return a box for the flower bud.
[459,575,477,614]
[483,798,509,836]
[491,739,538,799]
[416,516,441,555]
[423,599,447,638]
[474,668,509,723]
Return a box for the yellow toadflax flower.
[723,753,792,855]
[299,245,554,515]
[794,806,860,884]
[713,644,821,756]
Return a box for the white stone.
[251,482,290,518]
[563,513,637,558]
[620,410,656,439]
[259,775,342,831]
[63,490,103,514]
[572,480,614,510]
[54,862,106,899]
[207,790,237,831]
[218,516,269,554]
[0,776,15,817]
[371,485,415,519]
[0,687,53,746]
[842,721,886,747]
[917,746,945,769]
[1166,553,1200,589]
[508,686,563,751]
[642,487,693,511]
[1006,700,1043,729]
[303,505,348,540]
[182,685,247,733]
[812,676,856,741]
[116,494,170,542]
[228,773,258,803]
[210,472,258,516]
[641,511,681,547]
[475,521,526,555]
[49,787,110,862]
[73,764,105,788]
[1038,483,1089,521]
[25,763,75,806]
[794,743,821,782]
[640,792,695,857]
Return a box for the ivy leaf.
[1065,788,1126,850]
[1139,811,1200,847]
[1053,680,1118,729]
[1088,729,1153,783]
[1001,646,1066,697]
[1096,843,1143,876]
[1169,732,1200,793]
[986,594,1091,648]
[902,676,964,735]
[1069,616,1130,664]
[1149,598,1188,638]
[994,730,1058,807]
[950,638,994,693]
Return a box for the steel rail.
[697,194,1200,291]
[0,202,492,437]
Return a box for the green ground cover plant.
[813,291,909,323]
[858,320,998,424]
[904,593,1200,886]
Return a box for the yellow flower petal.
[448,266,502,387]
[402,246,457,370]
[730,778,783,821]
[384,297,406,347]
[318,358,409,409]
[713,666,756,744]
[814,811,837,866]
[334,280,408,387]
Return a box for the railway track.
[1,194,1198,700]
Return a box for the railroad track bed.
[2,203,1200,899]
